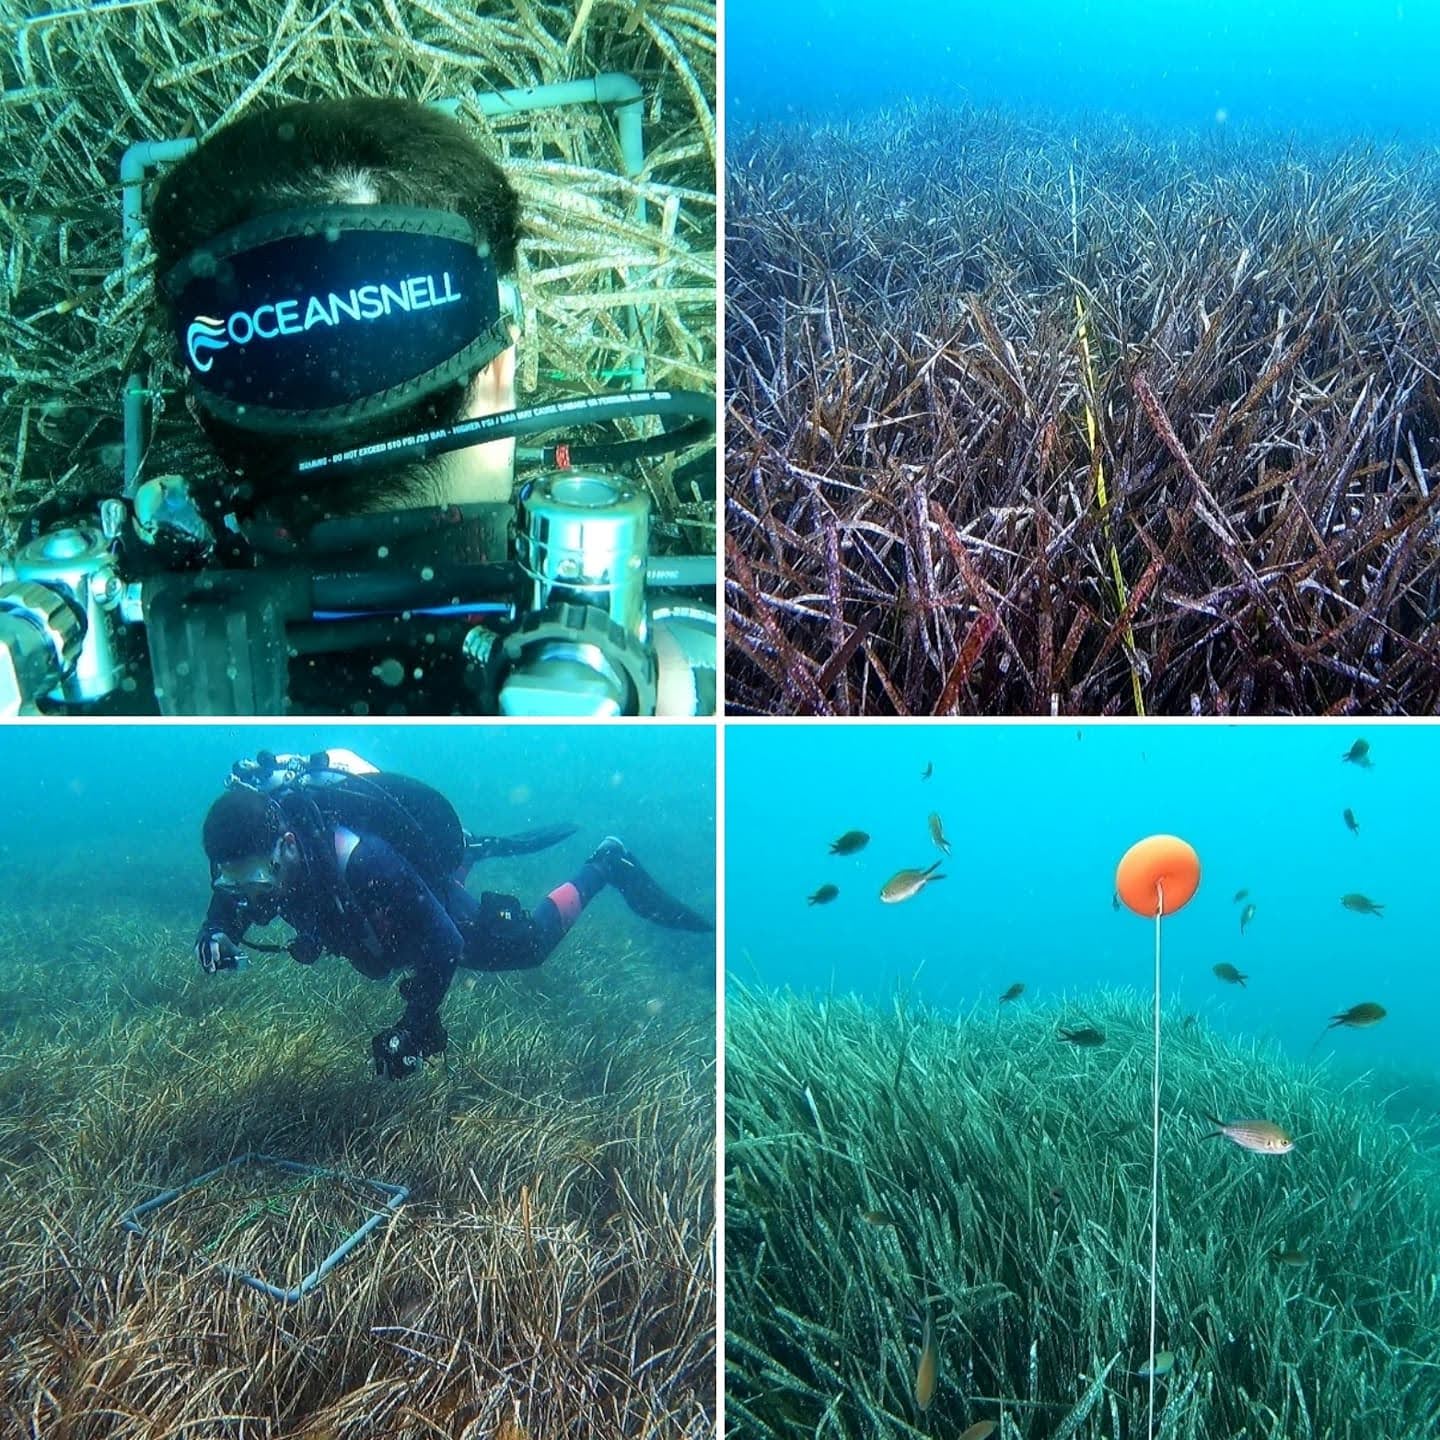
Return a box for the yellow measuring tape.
[1071,172,1146,716]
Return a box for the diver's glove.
[371,1025,423,1080]
[588,837,713,932]
[371,1012,447,1081]
[195,929,245,974]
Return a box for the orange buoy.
[1116,835,1200,917]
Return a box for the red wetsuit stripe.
[547,880,583,929]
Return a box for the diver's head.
[150,98,522,528]
[202,785,300,898]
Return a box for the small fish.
[1341,893,1383,917]
[958,1424,997,1440]
[999,982,1025,1004]
[1058,1025,1106,1047]
[1135,1350,1175,1379]
[880,862,945,904]
[829,830,869,855]
[915,1312,937,1411]
[1341,738,1372,767]
[859,1209,896,1228]
[1111,890,1121,911]
[1233,888,1249,902]
[921,761,933,780]
[1239,902,1256,934]
[1271,1247,1309,1267]
[1047,1185,1067,1206]
[1203,1115,1294,1154]
[1343,807,1359,836]
[1326,1001,1386,1030]
[807,884,839,906]
[1213,962,1248,987]
[927,811,951,856]
[1181,1013,1198,1029]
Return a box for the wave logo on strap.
[186,315,229,373]
[182,273,464,378]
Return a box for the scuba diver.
[0,96,716,716]
[194,749,712,1079]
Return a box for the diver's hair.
[149,98,521,521]
[202,785,282,864]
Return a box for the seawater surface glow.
[729,0,1440,141]
[727,722,1436,1069]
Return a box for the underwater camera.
[0,92,716,717]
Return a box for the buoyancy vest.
[277,770,465,888]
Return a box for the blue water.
[728,0,1440,141]
[0,723,715,951]
[726,722,1435,1071]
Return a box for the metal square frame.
[119,1151,408,1303]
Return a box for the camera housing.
[0,463,715,717]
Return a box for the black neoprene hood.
[160,205,511,436]
[203,786,282,863]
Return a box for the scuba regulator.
[0,202,716,716]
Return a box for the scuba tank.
[231,750,464,885]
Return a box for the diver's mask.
[213,844,283,899]
[160,204,514,439]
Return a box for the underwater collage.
[2,1,1440,1438]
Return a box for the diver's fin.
[465,823,579,862]
[592,838,713,932]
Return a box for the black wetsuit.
[200,811,607,1056]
